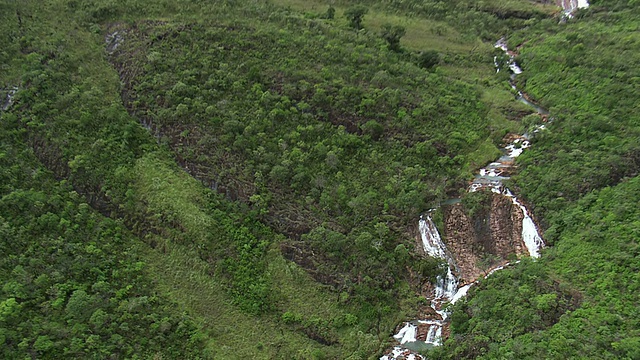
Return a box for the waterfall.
[419,215,448,259]
[560,0,589,17]
[381,347,423,360]
[503,189,545,257]
[394,323,418,344]
[477,40,546,258]
[425,325,442,346]
[450,284,471,304]
[419,216,459,311]
[392,204,540,357]
[407,217,462,347]
[385,216,460,359]
[385,200,543,358]
[434,267,458,303]
[383,29,555,360]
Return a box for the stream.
[382,2,589,358]
[382,42,546,360]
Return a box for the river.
[381,1,589,358]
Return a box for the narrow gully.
[381,1,590,356]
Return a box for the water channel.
[381,2,589,358]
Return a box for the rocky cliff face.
[442,193,528,284]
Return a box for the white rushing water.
[421,216,463,347]
[419,216,448,259]
[420,216,462,318]
[488,39,546,258]
[384,216,468,359]
[503,189,545,257]
[495,39,550,115]
[450,284,471,304]
[424,325,442,346]
[381,346,423,360]
[560,0,590,17]
[385,139,545,358]
[394,323,418,344]
[382,33,551,360]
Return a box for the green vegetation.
[380,23,406,52]
[1,0,639,358]
[345,5,369,30]
[436,1,640,359]
[106,10,497,313]
[0,0,502,357]
[0,112,204,358]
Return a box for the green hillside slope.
[1,0,638,359]
[439,1,640,358]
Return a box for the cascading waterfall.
[424,325,441,345]
[381,13,585,357]
[503,189,544,257]
[419,215,449,259]
[471,134,545,259]
[387,187,544,360]
[559,0,590,17]
[422,216,456,346]
[421,216,459,308]
[483,40,547,258]
[382,216,464,360]
[383,57,547,360]
[394,323,418,344]
[384,216,467,360]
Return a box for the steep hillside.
[0,0,512,357]
[438,0,640,358]
[1,0,638,359]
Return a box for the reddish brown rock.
[443,204,483,284]
[442,192,531,284]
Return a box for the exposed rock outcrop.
[442,205,483,284]
[442,192,529,284]
[489,193,526,258]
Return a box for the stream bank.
[382,1,591,356]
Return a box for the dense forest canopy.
[0,0,638,358]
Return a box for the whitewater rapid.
[559,0,589,17]
[382,34,552,360]
[382,215,466,360]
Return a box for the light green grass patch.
[268,248,344,319]
[139,238,337,359]
[133,153,213,240]
[271,0,477,53]
[466,137,502,169]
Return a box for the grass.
[133,153,214,240]
[269,0,537,157]
[466,137,503,169]
[5,1,553,357]
[131,153,396,358]
[139,238,337,359]
[273,0,479,54]
[478,0,559,16]
[267,249,344,320]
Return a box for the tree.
[325,6,335,20]
[381,24,406,52]
[361,120,384,140]
[344,5,368,30]
[418,50,440,69]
